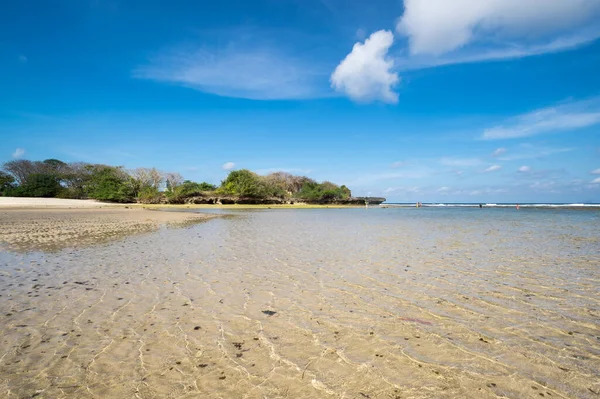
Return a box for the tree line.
[0,159,352,203]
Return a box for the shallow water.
[0,208,599,398]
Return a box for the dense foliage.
[0,171,15,196]
[10,173,62,197]
[85,165,135,202]
[1,158,353,203]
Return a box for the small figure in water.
[479,203,483,208]
[516,204,520,210]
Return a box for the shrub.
[138,186,161,203]
[219,170,267,198]
[0,171,15,196]
[294,180,351,202]
[87,166,134,202]
[12,173,63,197]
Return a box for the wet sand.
[0,208,218,252]
[0,208,598,398]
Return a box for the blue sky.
[1,0,600,203]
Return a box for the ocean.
[382,202,600,208]
[0,207,598,398]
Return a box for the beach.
[0,205,598,398]
[0,201,219,252]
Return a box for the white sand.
[0,197,115,208]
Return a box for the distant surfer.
[516,204,520,210]
[479,203,483,208]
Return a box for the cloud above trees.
[12,148,25,159]
[222,162,236,171]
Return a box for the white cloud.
[12,148,25,158]
[222,162,236,171]
[437,186,450,192]
[591,177,600,184]
[518,166,531,173]
[482,99,600,140]
[591,169,600,175]
[347,167,432,186]
[331,30,399,103]
[396,31,600,71]
[18,55,28,63]
[397,0,600,56]
[439,157,481,167]
[496,145,573,161]
[391,161,407,168]
[492,148,506,157]
[135,45,329,100]
[484,164,501,172]
[530,181,558,190]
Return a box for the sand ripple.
[0,208,598,398]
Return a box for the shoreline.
[0,197,365,210]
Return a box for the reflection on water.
[0,208,599,398]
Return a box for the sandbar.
[0,207,217,252]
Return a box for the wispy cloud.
[382,186,421,195]
[439,157,481,167]
[331,30,399,103]
[530,181,559,191]
[496,145,574,161]
[518,166,531,173]
[483,165,501,173]
[347,168,431,186]
[591,177,600,184]
[482,98,600,140]
[391,161,407,168]
[18,55,27,63]
[12,148,25,158]
[396,29,600,71]
[135,39,331,100]
[492,148,506,157]
[591,169,600,175]
[222,162,236,171]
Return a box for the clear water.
[1,208,599,398]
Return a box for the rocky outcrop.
[138,194,386,206]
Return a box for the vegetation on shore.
[0,159,363,205]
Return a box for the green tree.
[12,173,62,197]
[175,180,217,196]
[294,180,350,202]
[219,169,266,198]
[59,162,93,198]
[0,171,15,196]
[339,185,351,199]
[42,159,68,175]
[87,166,134,202]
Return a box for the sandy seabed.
[0,207,598,398]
